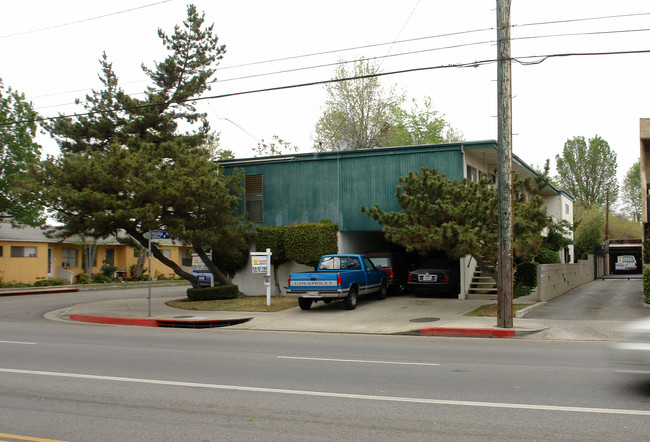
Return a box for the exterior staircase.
[466,269,497,300]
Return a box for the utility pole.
[497,0,513,328]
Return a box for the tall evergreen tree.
[33,5,243,288]
[0,79,44,226]
[362,167,549,280]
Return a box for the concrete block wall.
[535,255,594,302]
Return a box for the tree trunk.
[194,244,231,286]
[128,229,200,288]
[133,245,146,278]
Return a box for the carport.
[607,239,642,275]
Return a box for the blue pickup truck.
[286,254,388,310]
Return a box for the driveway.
[522,278,649,340]
[525,278,648,321]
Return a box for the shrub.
[75,273,90,284]
[187,285,239,301]
[92,273,111,283]
[515,261,538,288]
[75,273,111,284]
[284,221,338,267]
[514,285,532,299]
[101,265,117,278]
[643,266,650,304]
[34,279,66,287]
[535,248,561,264]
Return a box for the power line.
[16,10,650,109]
[28,24,650,113]
[3,49,649,128]
[0,0,174,39]
[218,11,650,71]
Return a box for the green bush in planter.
[34,279,66,287]
[515,262,538,288]
[187,285,239,301]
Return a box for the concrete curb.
[409,327,517,338]
[515,302,547,318]
[68,313,252,329]
[0,288,80,297]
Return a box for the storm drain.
[156,317,252,329]
[409,317,440,323]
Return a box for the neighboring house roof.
[0,222,124,245]
[0,222,185,247]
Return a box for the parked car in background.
[366,252,408,295]
[614,255,637,272]
[407,259,460,297]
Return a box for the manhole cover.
[409,317,440,323]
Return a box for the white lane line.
[0,340,36,345]
[278,356,440,366]
[1,367,649,417]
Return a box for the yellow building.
[0,221,193,285]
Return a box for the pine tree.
[362,166,549,280]
[34,5,243,288]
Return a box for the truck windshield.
[319,256,361,270]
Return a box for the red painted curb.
[418,327,517,338]
[69,314,159,327]
[0,288,80,297]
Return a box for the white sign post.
[251,248,272,305]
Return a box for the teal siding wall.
[224,143,493,231]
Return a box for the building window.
[161,249,171,259]
[61,247,77,267]
[0,245,3,257]
[466,165,478,182]
[104,248,115,266]
[10,246,37,257]
[245,174,264,223]
[565,203,569,215]
[182,250,192,267]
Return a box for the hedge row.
[256,221,338,267]
[187,285,239,301]
[643,266,650,304]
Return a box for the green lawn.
[166,296,299,313]
[465,304,532,317]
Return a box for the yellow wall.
[1,240,191,284]
[0,241,49,284]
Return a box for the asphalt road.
[1,285,649,441]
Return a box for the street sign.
[150,230,170,240]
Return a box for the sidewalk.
[40,290,630,340]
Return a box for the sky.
[1,0,649,190]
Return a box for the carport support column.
[497,0,513,328]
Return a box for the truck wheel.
[344,287,358,310]
[376,280,387,300]
[298,298,312,310]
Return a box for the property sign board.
[192,254,209,272]
[251,255,268,274]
